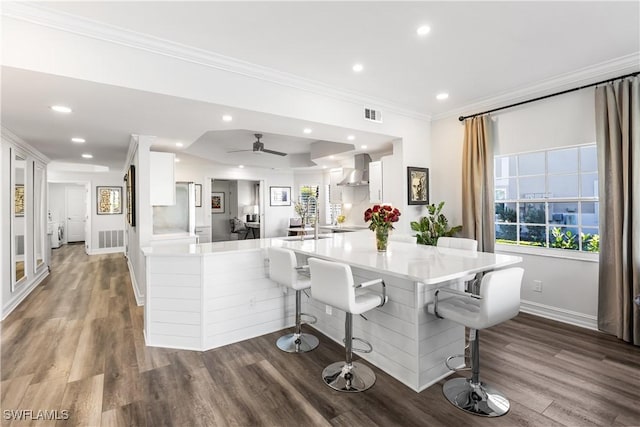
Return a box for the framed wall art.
[211,192,225,213]
[14,184,24,217]
[270,186,291,206]
[125,165,136,226]
[97,186,123,215]
[407,167,429,205]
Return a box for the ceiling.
[1,2,638,171]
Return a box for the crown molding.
[432,52,640,122]
[2,2,431,122]
[1,125,51,164]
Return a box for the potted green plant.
[410,201,462,246]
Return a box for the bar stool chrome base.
[442,377,510,417]
[322,361,376,392]
[276,332,319,353]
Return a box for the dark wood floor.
[2,244,639,426]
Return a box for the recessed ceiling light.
[347,135,355,141]
[222,115,233,122]
[238,165,245,168]
[352,63,364,73]
[174,158,180,163]
[360,145,368,149]
[322,165,327,169]
[81,153,93,159]
[436,92,449,100]
[71,137,85,143]
[417,25,431,36]
[303,128,312,134]
[329,155,335,159]
[175,142,184,147]
[50,105,72,113]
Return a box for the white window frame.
[494,143,599,261]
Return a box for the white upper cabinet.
[329,169,343,204]
[150,151,175,205]
[368,161,383,203]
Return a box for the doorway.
[66,185,86,243]
[210,178,263,242]
[48,181,91,252]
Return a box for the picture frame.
[270,186,291,206]
[211,192,225,213]
[195,184,202,207]
[97,186,123,215]
[14,184,24,217]
[125,165,136,226]
[407,167,429,205]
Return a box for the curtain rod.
[458,71,640,122]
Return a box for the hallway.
[2,245,639,426]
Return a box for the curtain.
[462,115,495,253]
[595,76,640,345]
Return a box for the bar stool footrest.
[300,312,317,325]
[445,354,470,371]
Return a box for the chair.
[426,267,524,417]
[268,247,319,353]
[437,237,478,291]
[308,257,387,392]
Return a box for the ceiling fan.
[227,133,287,156]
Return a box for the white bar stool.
[269,247,319,353]
[308,257,387,392]
[427,267,523,417]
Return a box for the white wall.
[430,89,599,328]
[47,170,126,254]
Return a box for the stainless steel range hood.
[337,153,371,187]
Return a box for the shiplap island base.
[142,231,521,392]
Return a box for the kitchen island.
[141,231,521,391]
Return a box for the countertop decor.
[364,204,401,252]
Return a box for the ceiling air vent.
[364,107,383,123]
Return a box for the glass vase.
[375,227,389,252]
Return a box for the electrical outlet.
[249,297,256,307]
[325,305,332,315]
[533,280,543,293]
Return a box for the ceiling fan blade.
[262,148,287,156]
[226,149,253,153]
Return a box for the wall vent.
[98,230,124,248]
[364,107,383,123]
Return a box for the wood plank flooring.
[2,244,639,426]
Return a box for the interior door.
[66,185,86,243]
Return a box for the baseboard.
[2,268,49,320]
[87,247,124,255]
[127,259,145,306]
[520,300,598,331]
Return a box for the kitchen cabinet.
[368,161,383,203]
[150,151,175,205]
[329,169,343,204]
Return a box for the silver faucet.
[307,195,319,240]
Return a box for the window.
[298,185,319,224]
[326,184,342,225]
[494,144,599,252]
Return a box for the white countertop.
[143,231,521,284]
[275,231,522,284]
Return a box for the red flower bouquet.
[364,205,401,252]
